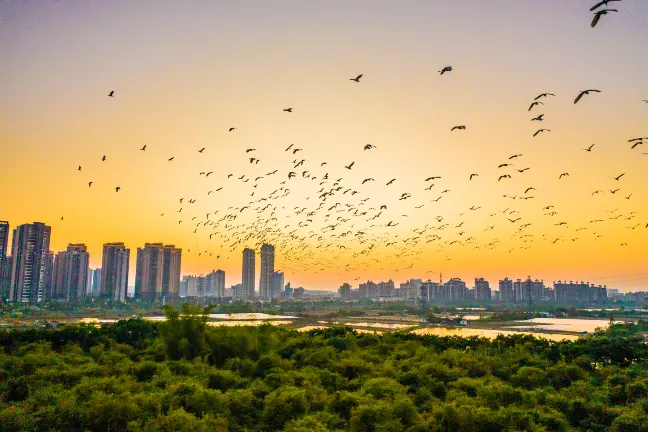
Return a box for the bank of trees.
[1,305,647,431]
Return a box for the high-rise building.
[259,244,275,300]
[474,278,491,301]
[92,268,102,294]
[338,282,351,299]
[0,221,9,300]
[284,282,293,299]
[162,245,182,298]
[444,278,468,300]
[272,271,284,299]
[212,269,225,298]
[499,278,514,302]
[52,244,90,301]
[86,268,94,294]
[232,283,243,298]
[242,248,255,299]
[100,243,130,302]
[1,256,12,300]
[8,222,52,302]
[183,275,205,297]
[135,243,164,300]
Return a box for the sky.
[1,1,648,292]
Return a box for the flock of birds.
[65,0,646,281]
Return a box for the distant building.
[162,245,182,298]
[205,269,225,298]
[259,244,275,300]
[284,282,293,299]
[499,278,514,302]
[92,268,102,294]
[134,243,182,300]
[554,281,607,304]
[474,278,491,301]
[294,287,305,299]
[400,279,422,300]
[1,256,12,300]
[231,283,243,298]
[242,248,255,299]
[338,283,352,299]
[272,271,284,299]
[8,222,52,302]
[100,243,130,302]
[0,221,9,300]
[52,244,90,301]
[444,278,468,301]
[183,275,205,297]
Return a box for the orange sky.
[1,1,647,291]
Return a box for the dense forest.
[1,304,648,431]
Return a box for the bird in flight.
[574,89,601,104]
[350,74,363,82]
[509,154,522,159]
[345,162,355,170]
[528,101,543,111]
[168,157,174,161]
[559,173,569,179]
[498,163,513,168]
[246,149,256,153]
[140,145,146,151]
[439,66,452,75]
[425,176,441,181]
[451,125,466,131]
[77,166,82,171]
[582,144,595,152]
[630,141,643,150]
[498,175,511,181]
[108,91,114,97]
[534,93,555,100]
[283,108,293,112]
[115,186,121,192]
[364,144,377,150]
[229,127,237,132]
[386,179,396,185]
[591,9,618,28]
[613,173,625,181]
[525,187,536,194]
[533,129,550,137]
[469,173,478,180]
[531,114,544,121]
[362,178,374,184]
[198,148,205,153]
[517,168,530,173]
[88,182,93,187]
[102,155,106,161]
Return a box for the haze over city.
[2,1,648,291]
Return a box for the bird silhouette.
[518,168,530,173]
[229,127,237,132]
[630,141,643,150]
[425,176,441,181]
[525,187,536,194]
[559,173,569,179]
[528,101,543,111]
[345,162,355,170]
[533,129,550,137]
[102,155,106,161]
[362,178,374,184]
[439,66,452,75]
[534,93,555,100]
[531,114,544,121]
[140,145,146,151]
[591,9,618,28]
[469,174,478,180]
[613,173,625,180]
[364,144,377,150]
[108,91,114,97]
[168,157,174,161]
[451,125,466,131]
[498,163,512,168]
[350,74,363,82]
[283,108,293,112]
[77,166,81,171]
[198,148,205,153]
[574,89,601,104]
[88,182,93,187]
[386,179,396,185]
[509,154,522,159]
[115,186,121,192]
[498,175,511,181]
[582,144,595,152]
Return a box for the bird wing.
[591,13,601,28]
[589,0,605,11]
[356,74,363,80]
[574,92,585,104]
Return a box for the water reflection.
[513,318,621,333]
[412,327,579,341]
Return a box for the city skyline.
[1,2,648,291]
